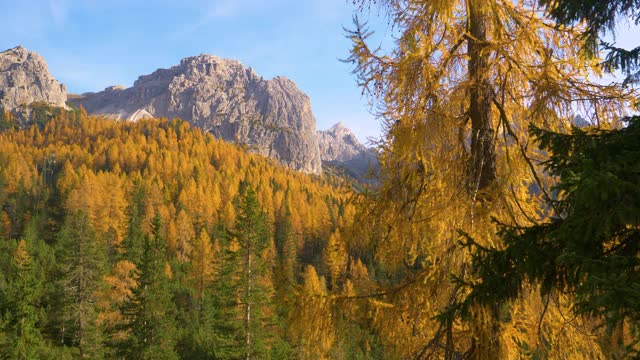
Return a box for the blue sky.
[0,0,389,143]
[0,0,637,143]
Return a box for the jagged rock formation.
[0,46,67,111]
[0,46,376,177]
[71,55,322,174]
[318,122,368,162]
[318,122,377,180]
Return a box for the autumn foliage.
[0,111,365,358]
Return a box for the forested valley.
[1,0,640,359]
[0,109,374,358]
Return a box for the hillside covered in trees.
[2,0,640,359]
[0,109,383,359]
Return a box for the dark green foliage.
[235,185,274,359]
[20,217,59,348]
[0,107,13,131]
[206,236,244,360]
[179,231,244,360]
[273,201,298,355]
[209,288,244,360]
[0,113,375,358]
[0,240,44,359]
[455,117,640,357]
[3,182,35,240]
[274,201,297,285]
[123,214,178,360]
[28,102,64,129]
[539,0,640,84]
[177,183,291,360]
[57,210,107,359]
[541,0,640,41]
[122,177,147,265]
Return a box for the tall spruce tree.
[1,240,44,359]
[58,210,106,359]
[124,214,178,360]
[180,228,219,359]
[274,201,297,286]
[209,232,244,360]
[235,185,273,360]
[540,0,640,84]
[122,176,147,265]
[272,202,297,359]
[459,117,640,357]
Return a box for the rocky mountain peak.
[0,46,377,177]
[180,53,243,69]
[318,122,367,162]
[317,122,377,181]
[0,45,67,111]
[70,53,322,174]
[326,122,360,146]
[3,45,29,60]
[105,85,126,92]
[328,121,347,131]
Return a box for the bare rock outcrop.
[71,54,322,174]
[318,122,377,180]
[0,47,375,177]
[0,46,67,110]
[318,122,369,162]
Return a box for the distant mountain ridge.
[0,46,68,124]
[318,122,368,162]
[0,45,375,177]
[318,122,377,180]
[70,54,323,174]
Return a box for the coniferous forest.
[1,0,640,359]
[0,110,365,359]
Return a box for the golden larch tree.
[346,0,636,358]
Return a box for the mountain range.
[0,45,376,178]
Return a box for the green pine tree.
[456,116,640,357]
[122,176,147,265]
[20,216,59,347]
[272,201,297,359]
[235,185,279,359]
[1,240,44,359]
[124,214,178,360]
[58,210,106,359]
[274,200,297,286]
[209,232,245,360]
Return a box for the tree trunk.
[468,0,496,195]
[467,0,501,355]
[245,239,252,360]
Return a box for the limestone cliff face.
[318,122,369,162]
[0,47,376,177]
[71,55,322,174]
[318,122,377,180]
[0,46,67,110]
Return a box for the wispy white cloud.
[207,0,245,18]
[171,0,283,39]
[0,1,46,38]
[0,0,71,40]
[49,0,68,27]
